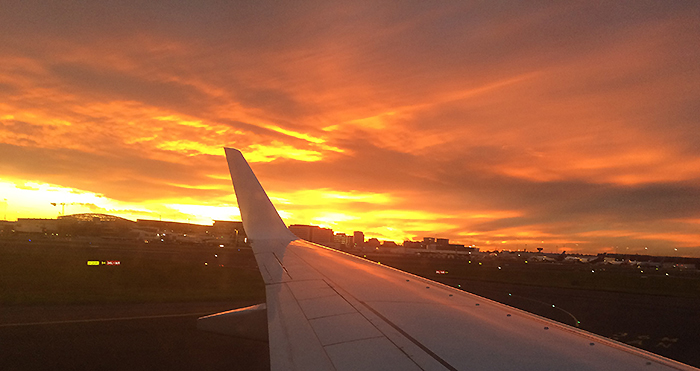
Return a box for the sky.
[1,1,699,256]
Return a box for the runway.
[3,283,698,370]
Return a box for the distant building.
[136,219,210,234]
[314,227,333,245]
[366,238,380,248]
[289,224,312,240]
[289,224,334,246]
[436,238,449,247]
[60,213,136,238]
[14,218,59,233]
[334,232,347,244]
[332,233,355,250]
[403,240,422,249]
[353,231,365,247]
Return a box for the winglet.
[224,148,297,242]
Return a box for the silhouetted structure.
[289,224,334,246]
[353,231,364,247]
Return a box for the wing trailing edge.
[197,304,267,341]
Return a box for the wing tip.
[224,146,242,157]
[223,147,297,242]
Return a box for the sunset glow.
[1,2,699,256]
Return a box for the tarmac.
[2,278,698,370]
[0,258,700,370]
[0,301,269,371]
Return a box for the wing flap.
[196,304,267,341]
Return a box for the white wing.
[199,148,697,371]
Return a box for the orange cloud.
[0,3,699,256]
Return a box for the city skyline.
[1,3,699,256]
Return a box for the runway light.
[204,262,208,266]
[552,305,555,308]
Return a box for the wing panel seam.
[323,335,385,347]
[356,299,458,371]
[285,245,449,371]
[324,283,440,371]
[272,252,292,279]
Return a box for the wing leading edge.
[198,148,697,371]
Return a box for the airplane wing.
[199,147,697,371]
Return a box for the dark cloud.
[1,120,46,136]
[49,63,209,111]
[0,82,18,95]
